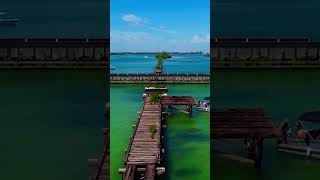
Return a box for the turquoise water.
[0,70,106,180]
[110,84,210,180]
[212,69,320,180]
[110,54,209,74]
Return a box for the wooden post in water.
[254,137,264,168]
[168,105,172,113]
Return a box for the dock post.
[254,137,263,168]
[50,47,53,58]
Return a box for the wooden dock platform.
[211,108,278,167]
[162,96,198,115]
[120,88,199,179]
[162,96,198,106]
[278,140,320,159]
[122,96,162,180]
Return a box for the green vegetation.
[149,124,158,139]
[149,93,161,104]
[155,52,171,70]
[156,58,163,69]
[156,51,172,59]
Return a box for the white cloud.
[110,31,210,52]
[190,34,210,44]
[149,25,176,34]
[121,14,145,27]
[111,31,154,43]
[121,14,175,34]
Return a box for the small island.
[155,52,172,74]
[156,52,172,59]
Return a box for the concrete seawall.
[0,38,109,68]
[211,38,320,68]
[110,73,210,84]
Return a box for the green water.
[0,70,106,180]
[110,84,210,180]
[212,69,320,180]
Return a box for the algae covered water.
[0,70,106,180]
[110,84,210,180]
[212,69,320,180]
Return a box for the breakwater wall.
[110,73,210,84]
[0,38,109,68]
[211,38,320,68]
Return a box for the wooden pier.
[120,88,198,179]
[162,96,198,115]
[121,96,162,180]
[211,108,278,167]
[278,140,320,159]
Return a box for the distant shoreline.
[111,52,209,55]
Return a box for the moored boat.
[197,97,210,112]
[110,65,116,70]
[277,111,320,159]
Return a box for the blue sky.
[110,0,210,52]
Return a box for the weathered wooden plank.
[144,164,155,180]
[125,97,162,166]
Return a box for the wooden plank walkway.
[126,99,161,165]
[121,93,198,179]
[123,97,162,180]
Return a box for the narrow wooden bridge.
[122,96,162,180]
